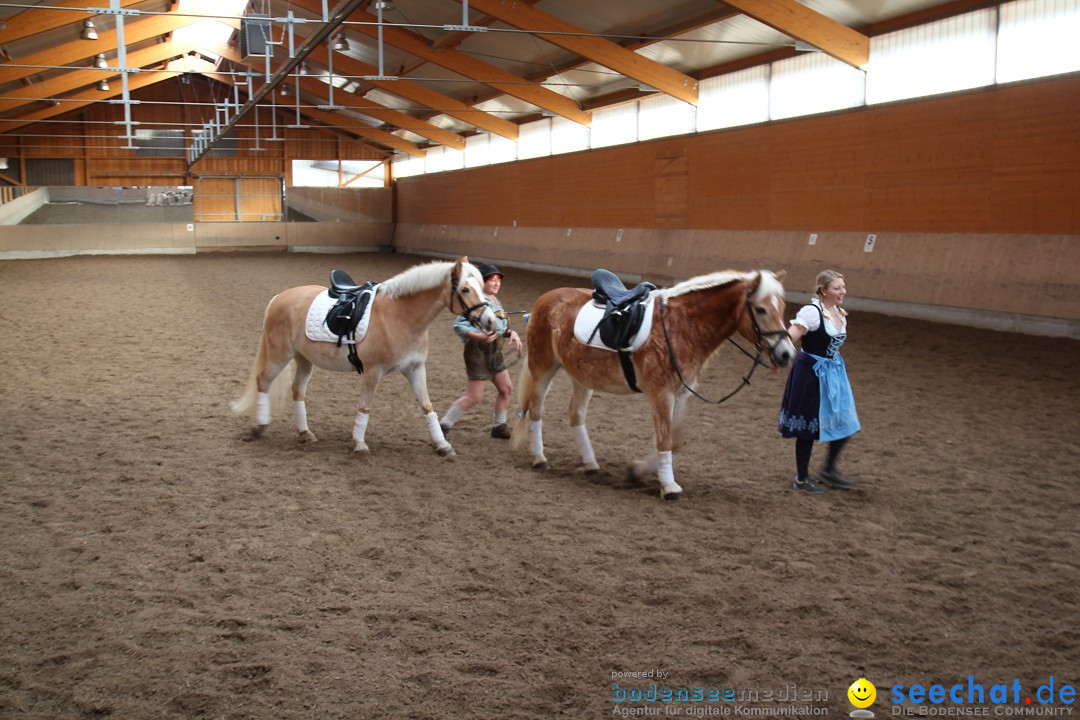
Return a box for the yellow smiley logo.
[848,678,877,708]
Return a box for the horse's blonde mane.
[657,270,752,300]
[658,269,785,306]
[379,261,456,298]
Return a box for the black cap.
[476,262,503,280]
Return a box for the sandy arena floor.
[1,252,1077,719]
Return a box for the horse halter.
[449,268,490,328]
[744,287,792,355]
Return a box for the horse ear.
[746,271,762,293]
[453,256,466,275]
[774,270,787,283]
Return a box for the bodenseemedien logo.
[849,678,877,718]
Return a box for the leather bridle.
[450,268,490,328]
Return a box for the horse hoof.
[584,462,600,476]
[352,442,370,455]
[625,466,646,485]
[436,444,456,458]
[298,430,318,444]
[662,491,684,501]
[532,460,551,471]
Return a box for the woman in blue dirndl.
[778,270,861,494]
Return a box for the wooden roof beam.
[204,71,401,158]
[0,70,172,134]
[218,48,466,149]
[291,1,591,126]
[294,77,461,151]
[458,6,740,118]
[721,0,869,69]
[0,13,201,86]
[460,0,699,105]
[431,0,543,50]
[302,44,518,140]
[696,0,996,81]
[0,0,145,45]
[0,40,197,114]
[299,105,425,158]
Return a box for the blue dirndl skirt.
[778,351,860,441]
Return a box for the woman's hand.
[468,330,499,343]
[508,330,523,353]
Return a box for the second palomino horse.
[232,257,496,457]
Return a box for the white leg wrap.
[256,392,271,425]
[352,412,370,444]
[441,402,464,428]
[572,424,596,465]
[657,450,681,493]
[425,411,446,443]
[529,420,544,456]
[293,401,309,433]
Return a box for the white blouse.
[792,298,846,335]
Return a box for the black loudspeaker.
[240,14,271,58]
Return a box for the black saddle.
[324,270,378,375]
[329,269,364,299]
[592,269,654,307]
[588,269,656,392]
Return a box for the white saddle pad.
[572,292,656,352]
[304,287,377,345]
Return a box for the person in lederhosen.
[778,270,861,494]
[440,263,523,439]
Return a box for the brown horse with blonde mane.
[232,257,496,457]
[511,269,795,500]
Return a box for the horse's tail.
[511,356,534,450]
[230,301,295,419]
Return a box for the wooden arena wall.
[1,75,1078,334]
[393,73,1080,336]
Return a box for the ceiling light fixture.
[298,61,310,75]
[375,1,394,10]
[94,53,108,69]
[97,79,110,91]
[81,19,98,41]
[331,32,348,52]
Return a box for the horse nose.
[773,342,794,368]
